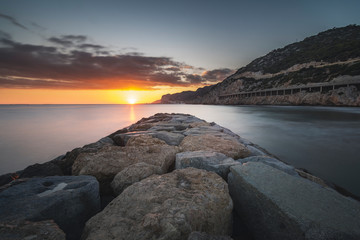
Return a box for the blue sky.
[0,0,360,91]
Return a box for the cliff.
[161,25,360,106]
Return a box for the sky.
[0,0,359,104]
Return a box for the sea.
[1,104,360,196]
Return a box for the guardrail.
[218,79,360,100]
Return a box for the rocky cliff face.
[161,25,360,106]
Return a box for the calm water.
[1,104,360,196]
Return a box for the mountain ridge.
[161,25,360,106]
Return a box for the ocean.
[1,104,360,196]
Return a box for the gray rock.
[0,176,100,240]
[228,162,360,240]
[0,220,66,240]
[20,162,63,178]
[176,151,240,180]
[237,156,298,176]
[152,131,185,146]
[188,231,233,240]
[246,145,267,156]
[82,168,233,240]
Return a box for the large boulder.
[237,155,299,176]
[0,176,100,240]
[180,134,251,159]
[176,151,240,180]
[111,162,163,195]
[0,220,66,240]
[73,135,178,194]
[82,168,233,240]
[228,162,360,240]
[72,145,129,194]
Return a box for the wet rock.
[228,162,360,240]
[0,220,66,240]
[237,155,299,176]
[187,231,233,240]
[111,162,163,196]
[180,134,251,159]
[82,168,233,240]
[176,151,240,180]
[0,176,100,240]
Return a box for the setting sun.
[127,98,137,104]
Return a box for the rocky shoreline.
[1,113,360,240]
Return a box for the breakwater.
[1,113,360,240]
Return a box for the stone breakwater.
[1,113,360,240]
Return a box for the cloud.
[48,35,88,47]
[0,35,232,90]
[201,68,235,82]
[0,13,28,30]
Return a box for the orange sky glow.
[0,86,199,104]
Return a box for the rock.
[0,220,66,240]
[180,134,251,159]
[126,134,167,146]
[82,168,233,240]
[246,145,267,156]
[73,136,178,194]
[0,176,100,240]
[20,162,63,178]
[228,162,360,240]
[237,155,299,176]
[72,145,129,194]
[187,231,233,240]
[152,131,185,146]
[112,131,154,146]
[111,162,163,195]
[176,151,240,180]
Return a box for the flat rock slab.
[82,168,233,240]
[228,162,360,240]
[237,155,299,176]
[0,220,66,240]
[0,176,100,240]
[176,151,240,180]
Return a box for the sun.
[127,98,137,104]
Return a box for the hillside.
[161,25,360,106]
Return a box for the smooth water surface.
[1,104,359,196]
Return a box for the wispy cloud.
[0,13,28,30]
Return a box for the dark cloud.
[201,68,235,82]
[185,74,203,84]
[0,36,231,90]
[48,37,74,47]
[0,13,28,30]
[62,35,87,42]
[78,43,104,50]
[48,35,88,47]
